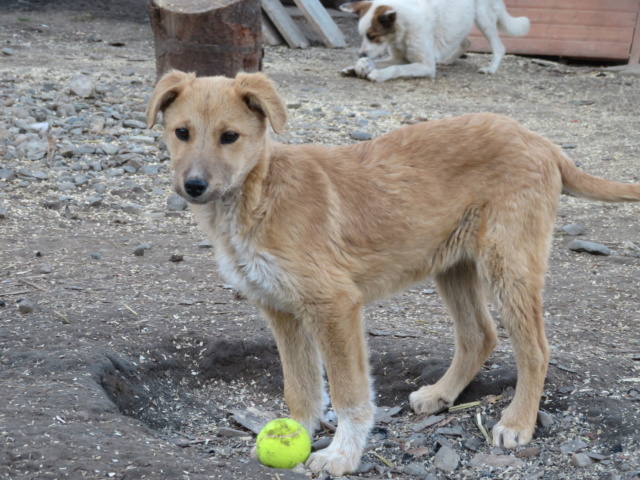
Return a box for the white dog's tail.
[497,4,530,37]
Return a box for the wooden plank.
[630,10,640,64]
[262,13,284,46]
[469,36,632,60]
[471,25,635,45]
[504,8,638,28]
[291,0,347,48]
[261,0,309,49]
[505,0,638,12]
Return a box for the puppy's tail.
[497,4,530,37]
[558,152,640,202]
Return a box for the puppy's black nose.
[359,52,368,58]
[184,179,208,198]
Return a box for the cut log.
[148,0,263,80]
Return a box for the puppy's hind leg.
[482,245,550,448]
[262,307,326,436]
[410,260,498,415]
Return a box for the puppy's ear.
[235,72,287,135]
[378,7,396,28]
[340,1,372,17]
[146,70,196,128]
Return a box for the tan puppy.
[146,70,640,475]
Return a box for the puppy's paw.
[354,57,376,78]
[409,386,453,415]
[306,445,360,476]
[340,66,358,77]
[492,422,534,449]
[478,66,497,75]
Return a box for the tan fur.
[147,71,640,476]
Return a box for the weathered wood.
[630,11,640,64]
[261,0,309,48]
[291,0,346,48]
[262,13,285,46]
[468,0,640,62]
[149,0,263,80]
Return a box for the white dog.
[340,0,530,82]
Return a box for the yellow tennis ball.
[256,418,311,469]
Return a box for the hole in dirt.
[97,334,520,434]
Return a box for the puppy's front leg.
[304,296,374,476]
[263,307,326,435]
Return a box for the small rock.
[516,446,541,458]
[90,252,101,260]
[464,436,483,452]
[368,109,392,119]
[350,131,372,141]
[412,414,444,432]
[0,205,7,220]
[198,239,213,249]
[0,168,16,181]
[403,462,427,476]
[433,446,459,473]
[560,439,588,454]
[133,244,151,256]
[37,264,52,274]
[2,47,15,56]
[167,194,188,211]
[561,142,577,149]
[69,75,96,98]
[621,241,640,258]
[468,453,524,468]
[562,223,586,236]
[169,254,184,263]
[18,299,35,314]
[217,427,248,438]
[571,452,594,468]
[537,410,554,427]
[568,239,610,256]
[312,437,332,451]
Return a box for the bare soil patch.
[1,1,639,479]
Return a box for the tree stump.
[148,0,263,80]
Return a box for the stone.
[350,131,372,141]
[18,299,35,314]
[562,223,586,236]
[537,410,554,427]
[621,241,640,258]
[433,446,459,473]
[468,453,524,468]
[560,439,588,454]
[403,462,427,476]
[198,239,213,248]
[69,75,96,98]
[568,239,611,256]
[571,452,594,468]
[0,168,16,181]
[167,194,188,211]
[2,47,15,56]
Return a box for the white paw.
[478,66,497,75]
[305,444,360,476]
[354,57,376,78]
[492,422,534,448]
[409,386,453,415]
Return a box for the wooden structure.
[469,0,640,64]
[261,0,346,48]
[148,0,263,80]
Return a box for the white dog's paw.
[340,66,358,77]
[305,444,360,476]
[354,57,376,78]
[409,386,453,415]
[492,422,534,449]
[478,66,497,75]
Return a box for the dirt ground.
[1,1,639,479]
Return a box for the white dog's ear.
[378,8,396,28]
[234,72,287,135]
[339,1,372,17]
[146,70,196,128]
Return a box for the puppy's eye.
[220,131,239,145]
[175,128,189,141]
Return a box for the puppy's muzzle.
[184,178,208,198]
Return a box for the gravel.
[0,3,639,480]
